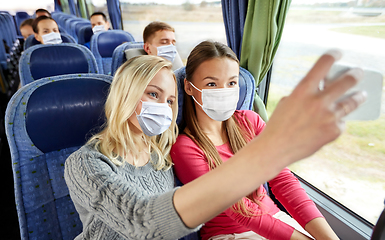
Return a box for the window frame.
[295,173,374,239]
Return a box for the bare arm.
[173,50,366,229]
[305,217,339,240]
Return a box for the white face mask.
[189,81,239,122]
[42,32,62,44]
[92,25,106,33]
[156,44,177,63]
[136,101,173,137]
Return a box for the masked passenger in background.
[32,16,62,45]
[125,21,183,71]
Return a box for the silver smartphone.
[325,63,383,121]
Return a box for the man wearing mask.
[90,12,110,34]
[125,21,183,70]
[82,12,110,49]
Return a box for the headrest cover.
[26,79,109,153]
[30,46,89,80]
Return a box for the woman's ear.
[184,78,193,96]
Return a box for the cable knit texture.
[64,141,199,240]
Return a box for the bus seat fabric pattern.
[5,73,113,240]
[24,33,76,50]
[90,30,135,75]
[111,41,144,76]
[19,43,99,86]
[174,66,255,125]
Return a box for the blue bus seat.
[5,73,113,240]
[0,12,22,79]
[19,43,99,86]
[0,13,18,48]
[110,41,144,76]
[174,66,255,125]
[74,22,91,41]
[90,30,135,75]
[23,33,76,50]
[66,19,89,41]
[15,12,31,35]
[77,25,93,46]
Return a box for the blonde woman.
[171,41,343,240]
[65,52,365,240]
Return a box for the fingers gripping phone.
[325,63,383,121]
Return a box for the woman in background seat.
[32,16,62,44]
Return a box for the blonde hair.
[182,41,263,216]
[89,55,178,170]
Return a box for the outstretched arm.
[173,50,366,229]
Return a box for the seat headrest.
[24,34,74,49]
[25,77,110,153]
[29,45,90,80]
[96,31,135,58]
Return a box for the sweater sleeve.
[269,168,324,228]
[64,148,199,240]
[171,135,294,240]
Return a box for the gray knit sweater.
[64,142,199,240]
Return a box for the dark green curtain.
[240,0,291,121]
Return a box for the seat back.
[174,66,255,124]
[90,30,135,74]
[5,73,113,240]
[15,12,31,33]
[23,33,76,50]
[19,43,99,86]
[77,25,93,45]
[111,41,144,76]
[0,13,17,47]
[74,22,91,40]
[67,19,90,41]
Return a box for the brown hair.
[20,18,34,29]
[35,8,51,17]
[182,41,262,216]
[32,16,58,33]
[143,21,175,43]
[90,12,107,22]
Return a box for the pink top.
[171,110,323,240]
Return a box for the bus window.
[266,2,385,225]
[119,1,226,62]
